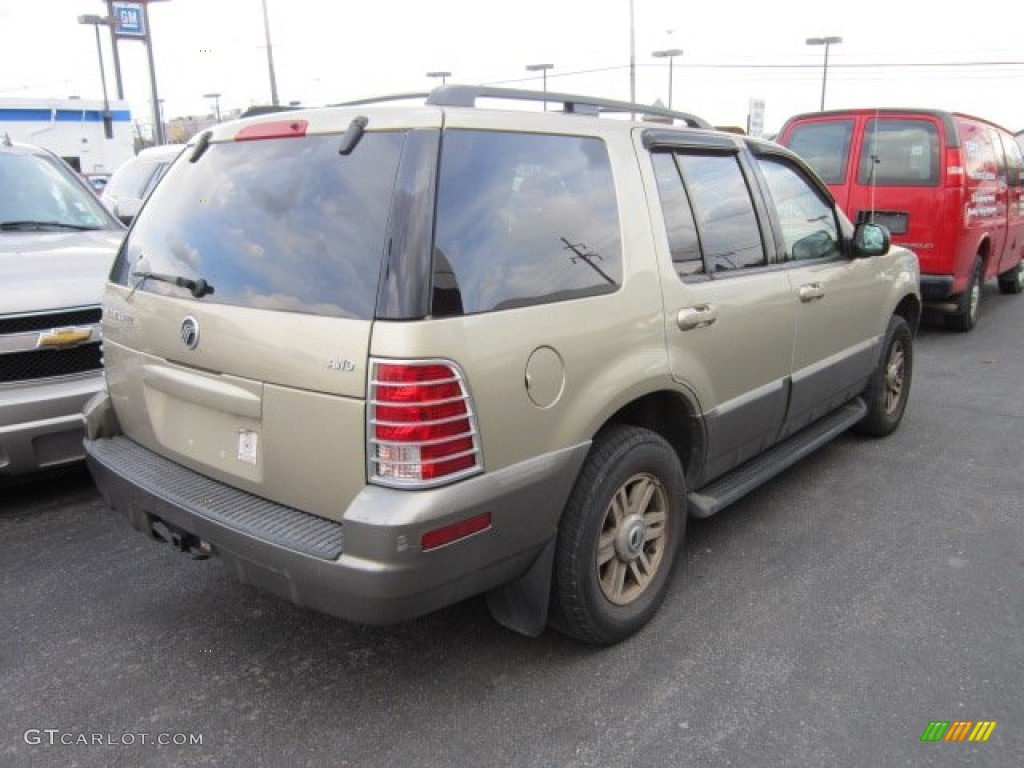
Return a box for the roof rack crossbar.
[425,85,711,128]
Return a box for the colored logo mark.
[921,721,997,742]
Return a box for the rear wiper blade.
[0,220,100,231]
[130,270,215,299]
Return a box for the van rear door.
[844,115,949,273]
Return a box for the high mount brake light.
[368,360,483,487]
[234,120,309,141]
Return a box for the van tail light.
[945,147,965,187]
[368,359,483,487]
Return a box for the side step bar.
[687,398,867,519]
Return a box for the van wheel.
[997,260,1023,295]
[550,425,685,645]
[945,258,982,332]
[855,316,913,437]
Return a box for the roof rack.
[334,85,712,129]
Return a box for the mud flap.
[486,538,555,637]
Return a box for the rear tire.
[550,425,685,645]
[855,315,913,437]
[944,258,982,332]
[997,259,1023,295]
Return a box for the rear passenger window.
[432,130,621,316]
[786,120,854,184]
[652,150,765,274]
[651,152,703,276]
[858,119,940,186]
[678,153,765,272]
[758,157,840,261]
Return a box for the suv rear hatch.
[102,113,429,521]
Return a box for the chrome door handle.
[799,282,825,302]
[677,304,718,331]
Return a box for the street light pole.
[806,36,842,111]
[77,15,112,138]
[426,71,452,86]
[525,63,553,110]
[203,92,222,122]
[629,0,636,107]
[652,48,683,109]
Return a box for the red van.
[778,109,1024,331]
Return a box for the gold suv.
[84,86,921,644]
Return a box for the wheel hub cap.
[615,515,648,561]
[596,472,669,606]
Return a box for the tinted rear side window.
[432,130,621,315]
[112,132,406,320]
[857,118,940,186]
[677,153,764,272]
[651,151,703,276]
[785,120,854,184]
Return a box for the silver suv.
[0,139,125,479]
[84,86,921,644]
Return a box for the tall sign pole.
[104,1,125,99]
[140,2,164,144]
[109,1,168,145]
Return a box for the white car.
[0,138,125,478]
[102,144,184,225]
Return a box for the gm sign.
[112,2,146,37]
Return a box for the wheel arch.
[894,292,922,336]
[599,388,704,487]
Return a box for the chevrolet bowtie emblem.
[36,327,94,349]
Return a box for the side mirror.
[792,230,837,261]
[853,222,890,257]
[115,198,143,226]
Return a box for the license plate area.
[857,209,908,236]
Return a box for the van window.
[858,118,940,186]
[785,120,853,184]
[432,130,621,315]
[1000,132,1024,187]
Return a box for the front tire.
[550,425,686,645]
[997,259,1023,295]
[855,315,913,437]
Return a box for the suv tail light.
[368,360,482,487]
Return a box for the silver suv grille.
[0,307,103,384]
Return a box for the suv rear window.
[431,130,621,315]
[785,120,854,184]
[111,132,406,320]
[857,118,940,186]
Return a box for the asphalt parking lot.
[2,284,1022,768]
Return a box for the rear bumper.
[0,372,102,477]
[920,275,955,302]
[84,407,588,625]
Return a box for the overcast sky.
[1,0,1022,135]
